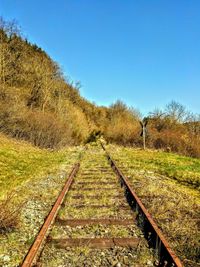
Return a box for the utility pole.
[140,118,148,150]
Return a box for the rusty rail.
[100,142,183,267]
[21,163,80,267]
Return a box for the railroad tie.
[70,187,121,191]
[74,182,117,185]
[49,237,139,249]
[70,194,124,199]
[56,218,135,226]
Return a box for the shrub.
[0,192,23,232]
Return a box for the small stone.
[116,262,121,267]
[123,256,129,264]
[111,260,118,266]
[147,260,153,266]
[154,260,160,266]
[3,255,10,261]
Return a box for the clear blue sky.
[0,0,200,115]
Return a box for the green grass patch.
[108,145,200,188]
[0,133,79,198]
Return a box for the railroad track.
[21,144,183,267]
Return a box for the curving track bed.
[21,144,183,267]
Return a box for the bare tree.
[165,101,187,123]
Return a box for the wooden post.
[143,125,146,150]
[140,118,148,150]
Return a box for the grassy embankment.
[108,145,200,266]
[109,145,200,189]
[0,133,80,199]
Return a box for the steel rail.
[21,163,80,267]
[100,142,183,267]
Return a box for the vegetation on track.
[40,144,155,267]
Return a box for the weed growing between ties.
[39,243,155,267]
[59,205,133,220]
[50,224,140,239]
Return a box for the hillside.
[0,17,200,157]
[0,18,140,148]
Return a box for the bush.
[0,192,23,232]
[149,130,200,158]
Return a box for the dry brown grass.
[0,192,24,232]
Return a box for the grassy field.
[108,145,200,189]
[107,144,200,266]
[0,133,81,199]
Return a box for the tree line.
[0,18,199,157]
